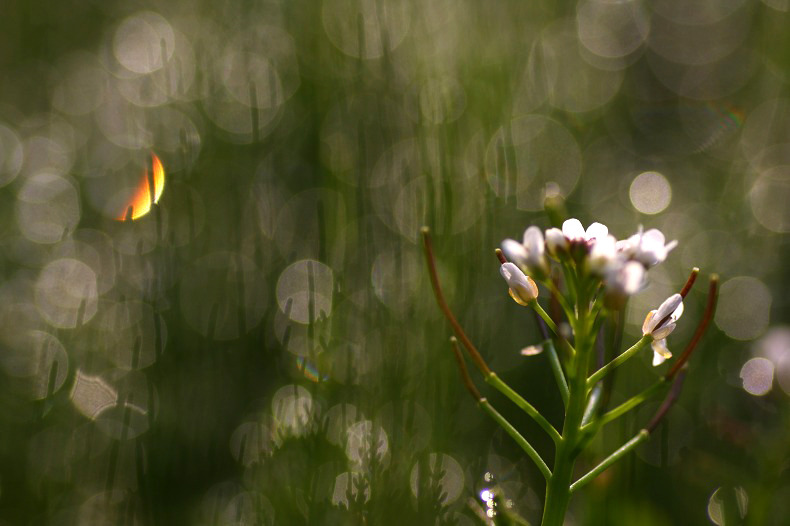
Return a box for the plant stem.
[530,301,559,336]
[569,430,650,493]
[591,379,667,429]
[541,289,593,526]
[586,334,651,389]
[486,373,561,444]
[544,338,569,407]
[478,398,551,481]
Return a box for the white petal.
[654,294,683,324]
[671,301,684,322]
[500,262,529,289]
[501,239,528,266]
[619,261,645,295]
[652,322,676,341]
[652,349,668,366]
[500,262,516,283]
[562,218,585,240]
[523,226,545,257]
[615,238,635,257]
[643,294,682,337]
[661,239,678,262]
[651,339,672,366]
[584,222,608,242]
[589,235,618,273]
[545,228,568,253]
[642,229,666,247]
[642,310,657,336]
[501,263,537,304]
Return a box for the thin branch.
[543,337,569,408]
[531,301,559,337]
[422,227,490,375]
[485,373,561,444]
[591,379,667,429]
[478,398,551,481]
[534,309,550,341]
[679,267,700,298]
[569,430,650,493]
[449,337,482,401]
[666,275,718,381]
[574,363,690,492]
[647,366,688,432]
[586,334,651,389]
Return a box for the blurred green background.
[1,0,789,524]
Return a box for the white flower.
[589,235,619,274]
[501,238,528,266]
[500,262,539,306]
[545,219,608,256]
[545,227,567,254]
[642,293,684,366]
[561,218,609,244]
[604,260,645,299]
[617,228,677,267]
[501,226,547,276]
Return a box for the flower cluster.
[423,218,717,526]
[501,218,681,366]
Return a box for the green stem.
[486,373,561,444]
[544,338,569,408]
[590,379,668,429]
[541,288,593,526]
[530,301,571,407]
[586,334,652,389]
[530,301,559,336]
[581,384,602,427]
[479,398,551,481]
[541,278,573,320]
[569,430,650,493]
[559,261,578,307]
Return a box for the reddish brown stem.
[647,366,688,433]
[679,267,700,299]
[666,275,719,381]
[421,227,491,375]
[450,337,483,401]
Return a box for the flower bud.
[500,262,539,306]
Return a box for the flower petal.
[642,228,666,246]
[619,261,645,295]
[545,227,568,254]
[589,235,617,273]
[642,310,656,336]
[652,322,676,341]
[654,294,683,325]
[522,226,544,256]
[651,338,672,366]
[500,262,538,304]
[584,222,608,242]
[501,239,528,266]
[562,218,585,240]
